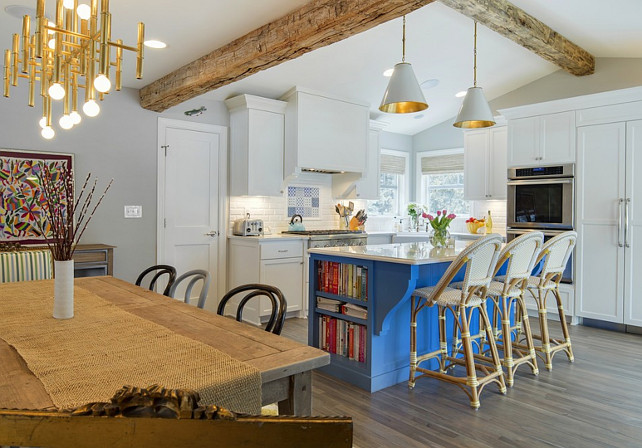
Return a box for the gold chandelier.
[3,0,144,139]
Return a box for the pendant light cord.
[473,21,478,87]
[402,16,406,63]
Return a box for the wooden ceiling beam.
[439,0,595,76]
[139,0,437,112]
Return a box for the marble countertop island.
[308,240,473,265]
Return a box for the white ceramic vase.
[53,259,74,319]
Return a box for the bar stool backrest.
[498,232,544,285]
[538,231,577,280]
[430,234,503,305]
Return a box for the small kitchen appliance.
[233,213,264,236]
[288,214,305,231]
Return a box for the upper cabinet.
[281,87,369,178]
[226,94,287,196]
[507,111,575,167]
[464,126,507,200]
[333,121,386,200]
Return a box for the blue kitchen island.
[308,241,472,392]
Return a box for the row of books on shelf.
[316,297,367,320]
[319,315,366,363]
[317,261,368,301]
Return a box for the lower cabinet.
[72,244,115,278]
[228,237,305,325]
[523,283,574,321]
[366,233,393,245]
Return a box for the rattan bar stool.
[522,231,577,370]
[484,232,543,386]
[409,235,505,410]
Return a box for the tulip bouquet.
[422,209,456,248]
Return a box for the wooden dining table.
[0,276,329,416]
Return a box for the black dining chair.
[217,284,287,335]
[135,265,177,296]
[168,269,211,309]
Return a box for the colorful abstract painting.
[0,150,73,245]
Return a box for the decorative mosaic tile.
[286,186,320,218]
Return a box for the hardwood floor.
[280,317,642,448]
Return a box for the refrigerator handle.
[625,198,631,248]
[618,198,624,248]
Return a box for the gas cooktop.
[282,229,365,236]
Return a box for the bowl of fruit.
[465,217,486,234]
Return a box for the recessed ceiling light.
[4,5,36,19]
[382,68,394,77]
[420,79,440,89]
[144,40,167,49]
[455,90,467,98]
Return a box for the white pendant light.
[453,22,495,129]
[379,16,427,114]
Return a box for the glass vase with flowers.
[407,203,423,232]
[423,209,456,248]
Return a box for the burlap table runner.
[0,281,261,414]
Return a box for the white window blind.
[421,154,464,174]
[380,154,406,174]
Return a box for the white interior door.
[625,120,642,326]
[158,119,227,310]
[576,123,626,322]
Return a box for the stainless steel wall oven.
[507,164,574,230]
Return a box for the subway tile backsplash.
[229,177,506,236]
[230,176,360,234]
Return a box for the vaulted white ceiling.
[2,0,642,135]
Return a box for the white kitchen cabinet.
[576,120,642,326]
[464,126,507,200]
[282,87,369,177]
[367,233,394,245]
[225,94,287,196]
[333,121,385,199]
[228,237,305,325]
[507,111,575,167]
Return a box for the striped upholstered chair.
[0,247,53,283]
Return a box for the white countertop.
[308,241,474,265]
[227,233,308,241]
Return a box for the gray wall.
[0,86,228,282]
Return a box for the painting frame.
[0,148,74,245]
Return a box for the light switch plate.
[124,205,142,218]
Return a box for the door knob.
[205,231,218,237]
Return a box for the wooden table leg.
[277,371,312,416]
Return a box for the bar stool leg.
[438,305,448,373]
[459,306,481,409]
[499,294,515,387]
[553,288,575,362]
[478,304,507,396]
[535,289,554,371]
[516,295,539,376]
[409,296,418,389]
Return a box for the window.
[417,150,470,216]
[368,149,409,216]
